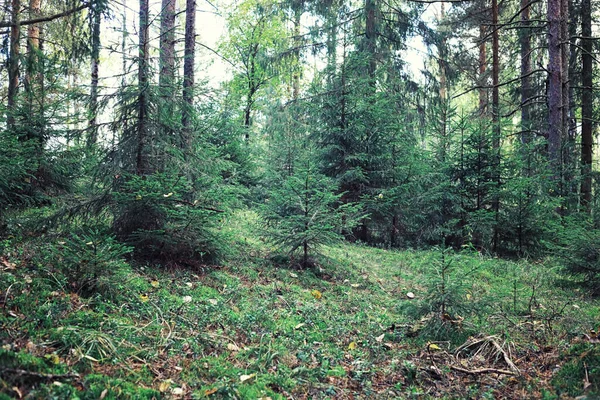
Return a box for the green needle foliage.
[262,151,361,269]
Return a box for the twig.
[0,368,80,380]
[450,365,517,376]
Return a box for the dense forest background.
[1,0,600,397]
[2,0,600,268]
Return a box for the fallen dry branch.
[0,368,80,381]
[450,365,518,376]
[454,335,520,375]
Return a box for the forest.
[0,0,600,398]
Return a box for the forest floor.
[1,211,599,399]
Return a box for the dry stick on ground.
[454,335,520,375]
[450,365,518,376]
[0,368,80,380]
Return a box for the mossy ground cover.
[1,211,599,399]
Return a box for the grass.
[1,210,599,399]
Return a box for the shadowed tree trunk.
[7,0,21,129]
[478,24,487,114]
[159,0,176,101]
[520,0,531,143]
[182,0,196,152]
[136,0,150,175]
[87,1,101,147]
[291,0,303,101]
[491,0,500,251]
[24,0,43,147]
[547,0,562,175]
[580,0,593,210]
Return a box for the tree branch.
[0,3,89,28]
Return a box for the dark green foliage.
[552,343,600,396]
[262,154,360,268]
[559,219,600,294]
[399,248,481,342]
[49,230,132,297]
[111,171,226,264]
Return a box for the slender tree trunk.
[520,0,531,143]
[25,0,40,96]
[25,0,42,147]
[365,0,376,82]
[159,0,176,100]
[560,0,570,198]
[438,2,447,101]
[292,6,302,101]
[580,0,593,210]
[478,25,487,114]
[136,0,150,175]
[182,0,196,152]
[7,0,21,129]
[547,0,562,175]
[491,0,500,147]
[87,2,101,147]
[491,0,501,251]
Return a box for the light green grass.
[1,211,598,399]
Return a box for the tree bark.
[7,0,21,129]
[136,0,150,175]
[547,0,562,174]
[365,0,376,82]
[491,0,500,147]
[520,0,531,143]
[25,0,41,96]
[438,2,447,101]
[580,0,593,210]
[292,5,302,101]
[159,0,176,101]
[491,0,500,251]
[182,0,196,151]
[87,1,101,147]
[478,24,487,114]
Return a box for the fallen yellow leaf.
[150,280,159,288]
[158,380,172,393]
[45,354,60,364]
[139,294,149,302]
[240,373,256,383]
[205,388,218,396]
[427,343,441,351]
[311,289,322,299]
[227,343,240,352]
[348,341,357,350]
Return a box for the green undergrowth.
[0,211,599,399]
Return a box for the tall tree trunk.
[87,2,101,147]
[478,24,487,114]
[25,0,42,146]
[520,0,531,143]
[438,2,447,101]
[25,0,40,96]
[547,0,562,174]
[580,0,593,210]
[365,0,376,82]
[7,0,21,129]
[560,0,570,196]
[292,5,302,101]
[182,0,196,152]
[491,0,501,251]
[159,0,176,100]
[136,0,150,175]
